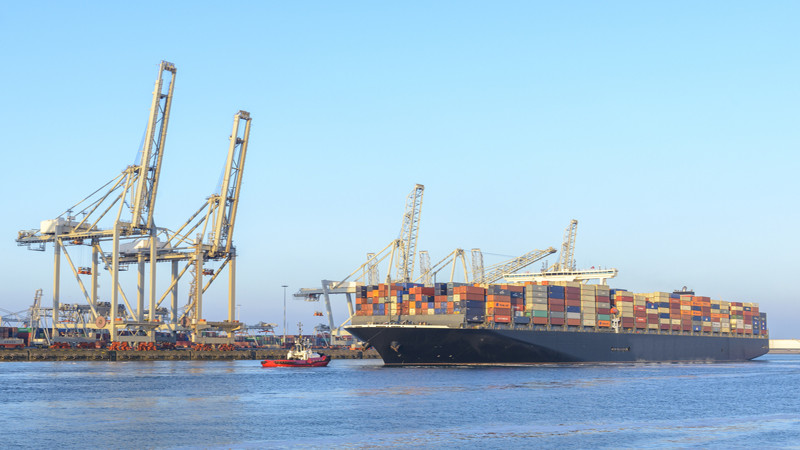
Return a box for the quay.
[0,348,379,362]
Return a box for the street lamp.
[281,285,288,346]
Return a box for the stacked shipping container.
[353,282,768,337]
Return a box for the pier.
[0,348,379,362]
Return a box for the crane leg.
[171,260,178,338]
[53,237,61,340]
[321,280,335,343]
[345,293,354,318]
[137,252,145,322]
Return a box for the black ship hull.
[346,325,769,365]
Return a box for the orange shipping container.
[487,301,511,309]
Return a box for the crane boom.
[418,251,432,285]
[549,219,578,272]
[210,110,251,256]
[394,184,424,283]
[471,248,484,283]
[131,60,176,231]
[477,247,557,284]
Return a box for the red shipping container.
[549,304,565,312]
[565,287,581,295]
[493,315,511,323]
[550,317,565,325]
[565,299,581,307]
[634,305,646,312]
[597,308,610,315]
[532,317,548,325]
[566,319,581,326]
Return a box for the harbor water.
[1,354,798,448]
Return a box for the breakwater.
[0,348,379,362]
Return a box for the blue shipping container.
[566,306,581,313]
[547,286,565,297]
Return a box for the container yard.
[0,346,378,362]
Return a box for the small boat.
[261,337,331,368]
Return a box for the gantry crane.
[394,184,424,283]
[146,110,251,344]
[418,251,432,285]
[414,248,469,284]
[473,247,557,284]
[294,184,425,338]
[471,248,485,283]
[549,219,578,272]
[16,62,252,344]
[365,253,379,285]
[16,61,177,343]
[504,219,618,284]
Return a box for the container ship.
[346,282,769,365]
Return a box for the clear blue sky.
[1,2,798,338]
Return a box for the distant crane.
[294,184,426,338]
[504,219,618,284]
[394,184,424,283]
[471,248,484,283]
[365,253,379,285]
[549,219,577,272]
[474,247,557,284]
[418,251,432,286]
[414,248,469,284]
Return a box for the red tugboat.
[261,327,331,368]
